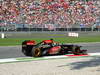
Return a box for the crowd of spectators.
[0,0,100,29]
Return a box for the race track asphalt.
[0,43,100,59]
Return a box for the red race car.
[22,39,87,57]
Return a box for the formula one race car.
[22,40,87,57]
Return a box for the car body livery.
[22,40,87,57]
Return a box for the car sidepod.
[47,46,61,54]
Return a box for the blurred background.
[0,0,100,38]
[0,0,100,31]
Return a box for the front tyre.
[81,50,87,55]
[31,48,42,57]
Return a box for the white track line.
[43,55,68,59]
[0,53,100,63]
[88,53,100,56]
[0,58,19,63]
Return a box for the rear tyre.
[31,48,42,57]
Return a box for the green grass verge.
[0,36,100,46]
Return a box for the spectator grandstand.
[0,0,100,31]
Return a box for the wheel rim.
[34,48,41,57]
